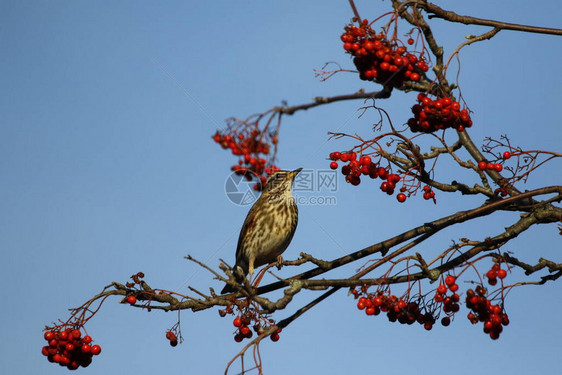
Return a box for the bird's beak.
[291,168,303,177]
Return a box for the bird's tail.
[220,283,235,294]
[220,265,246,294]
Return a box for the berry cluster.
[220,300,281,343]
[213,129,279,189]
[408,94,472,133]
[466,286,509,340]
[232,315,282,343]
[434,275,461,321]
[41,328,101,370]
[341,20,429,87]
[232,316,254,342]
[165,331,179,347]
[329,152,438,203]
[422,185,436,201]
[478,149,513,175]
[486,262,507,286]
[329,151,408,200]
[353,291,437,331]
[478,160,503,172]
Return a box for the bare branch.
[422,1,562,36]
[275,86,393,116]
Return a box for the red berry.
[486,269,497,279]
[81,344,91,354]
[437,284,447,295]
[82,335,92,344]
[357,297,367,310]
[494,163,503,172]
[329,161,338,170]
[396,193,406,203]
[91,345,101,355]
[380,181,390,192]
[441,316,451,326]
[407,38,414,45]
[503,151,511,159]
[497,269,507,279]
[126,295,137,305]
[360,164,370,175]
[360,155,372,165]
[270,333,280,342]
[502,314,510,326]
[233,317,242,327]
[444,275,456,287]
[44,331,55,341]
[449,283,459,292]
[388,174,400,183]
[348,175,361,186]
[478,161,487,170]
[240,326,251,336]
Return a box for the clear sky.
[1,1,561,374]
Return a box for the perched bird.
[221,168,302,294]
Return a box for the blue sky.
[1,1,561,374]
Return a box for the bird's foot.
[275,255,284,271]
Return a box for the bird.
[221,168,302,294]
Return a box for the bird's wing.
[234,203,259,273]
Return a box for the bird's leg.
[275,255,284,271]
[248,258,255,280]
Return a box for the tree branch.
[423,1,562,36]
[275,86,393,115]
[256,186,562,294]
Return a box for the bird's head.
[262,168,302,196]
